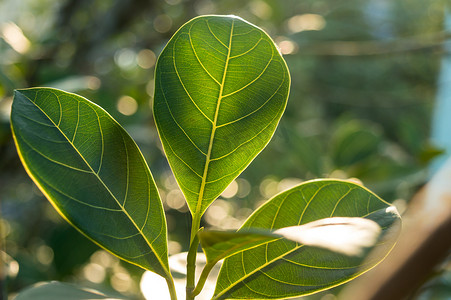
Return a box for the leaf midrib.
[19,91,170,278]
[194,19,235,219]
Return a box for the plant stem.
[186,222,202,300]
[166,276,178,300]
[190,212,202,243]
[192,262,214,297]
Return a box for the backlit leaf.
[153,15,290,217]
[199,216,385,268]
[11,88,170,279]
[214,179,401,299]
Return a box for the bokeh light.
[117,95,138,116]
[287,14,326,33]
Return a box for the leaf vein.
[21,135,91,173]
[188,25,221,85]
[206,19,228,49]
[20,92,171,277]
[222,45,274,98]
[229,35,263,59]
[72,101,80,143]
[159,77,208,156]
[173,36,214,123]
[217,68,285,128]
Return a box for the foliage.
[8,15,401,300]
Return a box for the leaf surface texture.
[11,88,170,278]
[214,179,401,299]
[154,15,290,215]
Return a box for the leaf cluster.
[10,15,401,300]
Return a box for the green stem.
[192,262,215,297]
[190,212,202,243]
[166,276,178,300]
[186,223,202,300]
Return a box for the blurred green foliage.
[0,0,447,299]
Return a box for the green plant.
[10,15,401,300]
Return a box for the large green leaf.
[153,15,290,217]
[11,88,170,279]
[214,179,401,299]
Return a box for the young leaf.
[213,179,401,299]
[199,217,385,267]
[153,15,290,217]
[11,88,171,279]
[199,230,278,265]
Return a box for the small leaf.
[213,179,401,299]
[11,88,170,279]
[273,217,383,257]
[199,216,388,268]
[154,15,290,217]
[14,281,127,300]
[199,230,278,265]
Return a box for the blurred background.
[0,0,449,299]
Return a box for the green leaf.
[199,216,387,267]
[153,15,290,217]
[10,88,170,279]
[213,179,401,299]
[199,230,278,265]
[14,281,127,300]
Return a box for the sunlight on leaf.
[154,15,290,219]
[214,179,401,299]
[10,88,170,279]
[274,217,381,256]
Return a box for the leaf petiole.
[166,277,178,300]
[186,226,203,300]
[191,262,215,297]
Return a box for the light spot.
[166,190,186,210]
[141,270,185,299]
[287,14,326,33]
[221,180,238,198]
[36,244,54,266]
[277,39,298,55]
[111,269,132,292]
[154,14,173,33]
[83,263,106,283]
[137,49,156,69]
[249,0,272,20]
[168,240,182,255]
[146,80,155,97]
[321,294,337,300]
[117,96,138,116]
[0,96,12,121]
[114,49,136,69]
[236,178,251,198]
[205,200,232,226]
[1,22,30,54]
[194,0,216,15]
[259,177,279,198]
[277,177,303,192]
[8,260,19,278]
[87,76,101,90]
[90,250,118,268]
